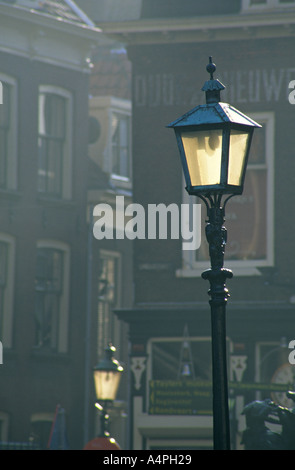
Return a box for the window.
[147,336,230,417]
[0,243,8,337]
[111,112,131,180]
[34,242,70,352]
[30,412,55,450]
[178,113,274,277]
[35,248,63,349]
[38,86,72,199]
[0,75,17,190]
[0,235,15,348]
[149,337,213,382]
[88,96,132,189]
[97,251,121,358]
[242,0,295,10]
[255,341,295,408]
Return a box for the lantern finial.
[202,56,225,104]
[206,56,216,80]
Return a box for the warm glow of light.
[228,130,250,186]
[181,130,222,186]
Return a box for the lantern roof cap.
[93,343,124,372]
[167,101,262,129]
[202,78,225,93]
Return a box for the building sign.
[134,67,295,108]
[149,380,291,415]
[149,380,212,416]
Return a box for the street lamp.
[167,57,261,450]
[93,343,124,437]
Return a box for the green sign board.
[149,380,291,415]
[149,380,212,416]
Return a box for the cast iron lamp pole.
[168,57,261,450]
[202,203,232,449]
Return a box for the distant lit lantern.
[93,344,124,438]
[167,57,261,198]
[93,344,123,402]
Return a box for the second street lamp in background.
[93,343,124,438]
[167,57,261,450]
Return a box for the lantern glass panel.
[181,129,222,186]
[228,130,250,186]
[93,369,121,401]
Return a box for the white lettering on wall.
[134,68,295,107]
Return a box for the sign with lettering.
[149,380,212,416]
[149,380,291,415]
[134,67,295,108]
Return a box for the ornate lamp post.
[167,57,261,450]
[93,343,123,437]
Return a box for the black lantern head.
[167,57,261,198]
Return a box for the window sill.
[30,347,70,362]
[0,188,22,200]
[241,6,295,14]
[37,194,75,206]
[110,174,132,191]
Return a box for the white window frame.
[97,249,121,358]
[242,0,295,11]
[177,112,275,278]
[35,240,70,353]
[89,96,132,190]
[111,110,132,184]
[0,234,15,349]
[0,73,18,191]
[107,98,132,189]
[38,86,73,199]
